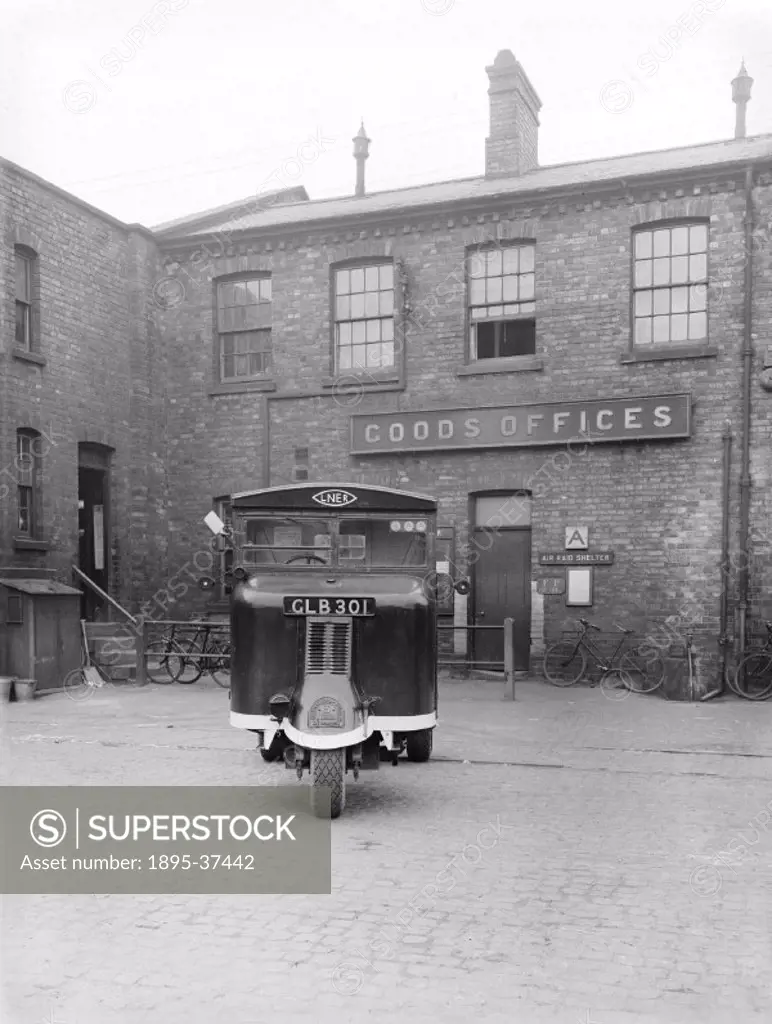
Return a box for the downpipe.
[703,424,733,701]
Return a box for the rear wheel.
[733,653,772,701]
[145,638,184,684]
[310,749,346,819]
[618,648,665,694]
[405,729,433,762]
[543,640,586,686]
[209,639,231,689]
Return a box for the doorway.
[78,445,112,621]
[471,493,532,671]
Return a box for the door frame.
[468,490,533,668]
[78,443,113,620]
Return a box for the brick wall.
[157,170,772,680]
[0,162,167,610]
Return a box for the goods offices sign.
[350,394,691,455]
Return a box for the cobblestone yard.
[1,677,771,1024]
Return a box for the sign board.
[565,526,588,550]
[539,552,614,565]
[536,577,566,595]
[311,489,357,507]
[566,567,593,607]
[350,394,691,455]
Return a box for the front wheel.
[405,729,433,762]
[618,648,665,694]
[543,640,586,686]
[310,748,346,819]
[733,653,772,701]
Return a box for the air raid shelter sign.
[350,394,691,455]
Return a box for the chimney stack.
[353,121,371,197]
[732,60,753,139]
[485,50,542,178]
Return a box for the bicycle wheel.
[618,647,665,694]
[209,639,231,689]
[173,637,204,684]
[733,653,772,701]
[145,638,184,684]
[63,666,94,702]
[542,640,586,686]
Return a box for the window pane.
[365,267,379,291]
[634,232,652,259]
[366,346,381,368]
[653,315,670,343]
[352,321,366,344]
[653,289,670,315]
[486,277,502,303]
[501,318,536,357]
[475,494,531,528]
[503,304,518,316]
[245,303,271,329]
[519,246,535,273]
[653,229,670,257]
[260,278,271,301]
[671,227,689,256]
[689,311,707,340]
[350,268,364,292]
[635,317,652,345]
[245,280,261,302]
[15,302,30,347]
[689,253,707,280]
[488,306,503,318]
[338,322,352,345]
[690,283,707,311]
[364,291,379,317]
[222,354,235,378]
[219,283,233,308]
[690,224,708,252]
[380,341,394,366]
[671,256,689,284]
[379,290,393,316]
[502,275,518,301]
[486,250,502,277]
[468,253,485,278]
[519,273,535,301]
[233,281,247,305]
[635,261,652,287]
[502,248,519,274]
[381,319,394,340]
[653,258,670,286]
[470,279,486,305]
[336,269,350,294]
[351,294,365,318]
[337,295,351,320]
[15,253,30,301]
[379,265,393,290]
[351,345,366,369]
[671,314,688,342]
[634,290,652,316]
[366,319,380,342]
[475,322,496,360]
[338,347,351,370]
[671,286,688,314]
[471,308,485,320]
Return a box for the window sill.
[13,348,46,367]
[321,375,403,391]
[621,345,718,364]
[208,379,277,396]
[457,355,544,376]
[13,537,51,552]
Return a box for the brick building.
[3,51,772,690]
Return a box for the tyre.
[733,653,772,701]
[542,640,586,686]
[209,640,231,689]
[145,639,183,684]
[173,638,204,684]
[310,748,346,819]
[63,667,94,702]
[618,647,665,694]
[405,729,433,762]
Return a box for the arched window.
[14,246,37,351]
[16,428,41,537]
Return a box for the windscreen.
[241,518,332,565]
[339,518,427,567]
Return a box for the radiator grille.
[305,619,352,676]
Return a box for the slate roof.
[154,134,772,242]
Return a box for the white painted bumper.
[230,710,437,751]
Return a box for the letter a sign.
[565,526,589,550]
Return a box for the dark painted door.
[78,467,108,620]
[473,529,531,670]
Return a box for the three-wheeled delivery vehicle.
[217,483,445,818]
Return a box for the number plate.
[283,596,375,616]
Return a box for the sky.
[1,0,771,229]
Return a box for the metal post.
[137,618,148,687]
[504,617,515,700]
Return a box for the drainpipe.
[737,163,755,669]
[703,423,732,700]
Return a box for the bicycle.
[144,627,189,684]
[730,621,772,701]
[175,619,231,689]
[542,618,665,693]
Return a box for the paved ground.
[1,675,771,1024]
